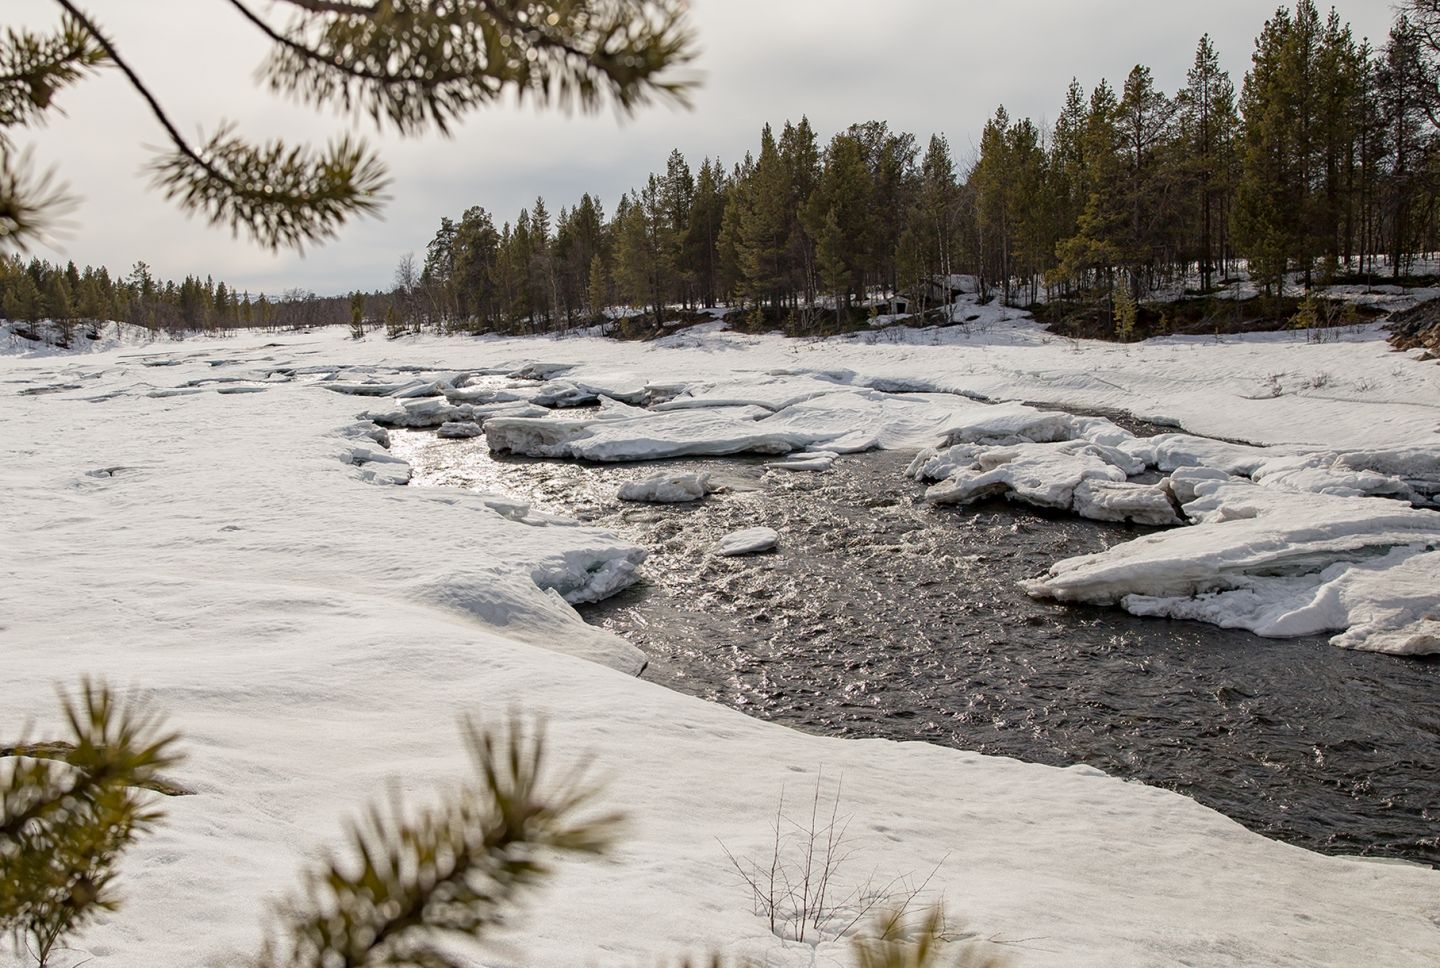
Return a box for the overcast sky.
[12,1,1399,296]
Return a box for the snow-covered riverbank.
[3,321,1439,967]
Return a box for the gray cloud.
[11,0,1397,295]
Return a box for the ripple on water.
[389,430,1440,867]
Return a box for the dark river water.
[390,429,1440,867]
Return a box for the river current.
[390,429,1440,867]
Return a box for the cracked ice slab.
[910,439,1173,523]
[936,401,1135,447]
[484,404,821,461]
[1024,477,1440,654]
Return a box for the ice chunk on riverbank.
[361,397,459,427]
[937,402,1133,448]
[652,374,840,412]
[323,378,432,397]
[485,406,821,461]
[407,569,644,671]
[1123,433,1279,475]
[437,420,484,439]
[717,526,779,556]
[443,385,528,404]
[1163,466,1234,505]
[921,440,1135,512]
[1336,448,1440,506]
[766,451,837,472]
[1073,479,1182,526]
[363,397,547,428]
[1122,544,1440,655]
[529,542,648,603]
[1250,451,1421,502]
[617,472,714,503]
[531,380,602,408]
[529,375,650,408]
[1024,477,1440,653]
[339,444,411,485]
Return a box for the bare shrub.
[719,773,945,944]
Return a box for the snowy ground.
[3,321,1440,967]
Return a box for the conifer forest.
[3,1,1438,341]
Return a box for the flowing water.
[390,429,1440,867]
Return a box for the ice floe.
[436,420,484,439]
[362,396,547,428]
[485,405,818,461]
[911,440,1155,519]
[766,450,838,472]
[617,471,715,503]
[717,526,780,556]
[1025,477,1440,653]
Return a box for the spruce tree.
[779,118,821,322]
[685,158,726,309]
[1179,36,1239,290]
[801,132,875,315]
[1380,17,1430,277]
[587,254,609,321]
[661,149,695,308]
[733,125,791,316]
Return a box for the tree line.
[407,1,1440,337]
[0,254,393,342]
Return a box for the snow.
[909,439,1170,523]
[1025,477,1440,652]
[617,471,715,503]
[935,401,1131,448]
[1072,478,1183,527]
[1123,432,1278,475]
[921,441,1129,510]
[3,323,1439,967]
[716,526,780,556]
[524,373,652,408]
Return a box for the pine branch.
[0,146,75,252]
[0,681,183,964]
[256,715,621,968]
[0,16,106,137]
[249,0,697,135]
[50,0,389,251]
[148,125,389,252]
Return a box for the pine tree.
[685,158,726,309]
[452,206,500,329]
[1179,35,1239,290]
[529,196,557,328]
[1045,79,1092,297]
[972,107,1017,300]
[587,253,609,321]
[801,131,875,315]
[612,178,669,327]
[779,118,821,322]
[905,135,963,311]
[660,149,695,308]
[733,124,792,316]
[2,3,696,252]
[1112,285,1138,340]
[848,121,918,300]
[1379,17,1430,277]
[349,291,366,338]
[1114,64,1177,296]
